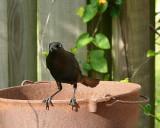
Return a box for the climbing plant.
[71,0,125,80]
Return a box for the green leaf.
[115,0,125,5]
[120,78,129,82]
[144,112,150,116]
[156,100,160,105]
[90,50,108,73]
[157,26,160,31]
[147,50,156,57]
[78,60,83,64]
[145,104,151,112]
[155,12,160,16]
[93,33,110,49]
[76,33,93,49]
[155,113,160,122]
[83,4,98,23]
[83,63,92,71]
[90,0,99,5]
[76,7,84,17]
[104,74,110,81]
[109,6,120,18]
[158,19,160,23]
[70,46,77,55]
[144,104,151,116]
[98,4,108,13]
[43,52,48,57]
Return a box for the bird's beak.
[52,46,57,50]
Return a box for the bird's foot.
[42,97,53,110]
[69,96,76,110]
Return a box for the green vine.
[139,104,160,122]
[71,0,125,80]
[120,78,160,122]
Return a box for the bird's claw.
[69,96,76,110]
[42,97,53,110]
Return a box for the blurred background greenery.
[155,0,160,127]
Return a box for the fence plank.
[0,0,8,89]
[8,0,37,86]
[38,0,87,81]
[112,1,154,128]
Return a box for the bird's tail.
[80,75,100,88]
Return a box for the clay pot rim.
[0,81,141,104]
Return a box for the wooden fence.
[0,0,87,88]
[0,0,155,128]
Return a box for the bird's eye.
[49,44,52,48]
[56,45,61,48]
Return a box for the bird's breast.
[46,51,81,83]
[48,54,70,72]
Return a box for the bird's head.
[49,42,64,53]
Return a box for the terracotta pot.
[0,81,148,128]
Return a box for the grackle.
[42,42,100,110]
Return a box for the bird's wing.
[67,51,82,75]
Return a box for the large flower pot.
[0,81,148,128]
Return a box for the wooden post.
[0,0,8,89]
[8,0,37,86]
[87,11,112,80]
[38,0,87,81]
[112,0,155,128]
[149,0,155,127]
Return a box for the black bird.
[43,42,100,110]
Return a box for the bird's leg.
[42,82,62,110]
[69,83,77,110]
